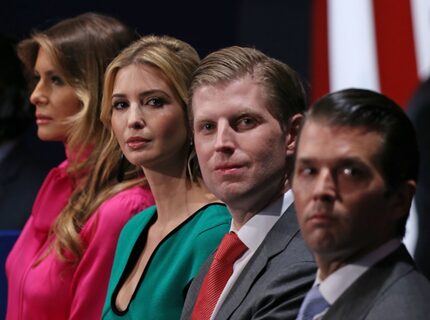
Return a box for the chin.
[37,133,63,142]
[122,154,141,166]
[37,127,63,140]
[306,234,337,254]
[214,189,253,209]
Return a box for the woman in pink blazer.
[6,13,154,320]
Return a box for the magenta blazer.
[6,160,154,320]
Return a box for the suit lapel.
[323,245,415,319]
[215,204,301,319]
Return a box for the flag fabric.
[311,0,430,108]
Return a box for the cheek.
[349,197,384,231]
[157,110,188,140]
[253,137,286,170]
[254,142,286,178]
[59,91,82,117]
[292,182,307,213]
[111,116,125,144]
[293,177,316,207]
[194,143,212,179]
[195,148,209,174]
[194,136,211,161]
[344,189,384,217]
[166,122,187,141]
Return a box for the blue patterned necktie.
[297,285,330,320]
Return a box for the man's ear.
[389,180,416,221]
[285,113,304,157]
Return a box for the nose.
[30,80,48,107]
[312,169,336,203]
[214,120,235,153]
[127,104,145,129]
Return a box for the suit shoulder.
[374,268,430,308]
[274,228,315,265]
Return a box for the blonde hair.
[101,34,201,180]
[18,12,142,262]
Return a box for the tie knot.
[214,232,248,265]
[297,286,330,320]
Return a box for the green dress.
[101,203,231,319]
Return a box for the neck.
[315,237,394,281]
[143,165,217,226]
[316,258,347,281]
[229,186,288,230]
[65,143,93,163]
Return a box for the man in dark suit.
[181,46,316,320]
[293,88,430,320]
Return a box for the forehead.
[191,76,271,118]
[34,47,55,70]
[113,63,171,93]
[297,120,383,164]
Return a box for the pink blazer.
[6,160,154,319]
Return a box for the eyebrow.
[193,107,263,120]
[111,93,126,99]
[33,69,57,76]
[111,89,168,99]
[296,156,366,166]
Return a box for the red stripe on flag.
[310,0,329,104]
[373,0,419,108]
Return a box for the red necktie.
[191,232,248,320]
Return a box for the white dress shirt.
[310,239,402,320]
[210,190,294,319]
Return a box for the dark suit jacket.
[407,77,430,280]
[181,203,317,320]
[0,139,52,229]
[323,244,430,320]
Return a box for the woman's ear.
[285,113,304,157]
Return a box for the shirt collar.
[317,238,402,305]
[230,190,294,253]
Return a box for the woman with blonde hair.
[100,35,230,319]
[6,13,154,320]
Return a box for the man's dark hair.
[304,88,419,237]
